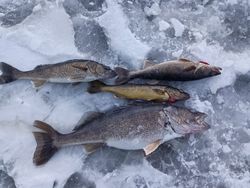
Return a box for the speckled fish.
[114,58,222,84]
[0,59,116,87]
[32,105,209,165]
[87,81,190,103]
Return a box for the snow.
[158,20,170,31]
[170,18,185,37]
[144,3,161,17]
[97,0,150,68]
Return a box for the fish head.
[195,62,222,78]
[164,88,190,103]
[164,106,210,135]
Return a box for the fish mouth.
[211,66,222,76]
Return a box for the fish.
[32,104,210,165]
[0,59,117,87]
[87,81,190,103]
[114,58,222,84]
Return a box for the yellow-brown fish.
[87,81,190,103]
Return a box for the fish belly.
[106,137,153,150]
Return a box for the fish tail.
[114,67,130,85]
[0,62,21,84]
[87,81,105,93]
[33,120,61,166]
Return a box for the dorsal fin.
[73,111,104,131]
[143,60,155,69]
[178,58,192,63]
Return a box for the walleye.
[88,81,190,103]
[0,59,116,87]
[32,105,209,165]
[114,58,222,84]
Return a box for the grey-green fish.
[32,104,209,166]
[114,58,222,84]
[88,81,190,103]
[0,59,116,87]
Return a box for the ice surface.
[170,18,185,37]
[0,0,250,188]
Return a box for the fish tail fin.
[114,67,130,85]
[0,62,21,84]
[33,120,61,166]
[87,81,105,93]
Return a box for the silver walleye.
[114,58,222,84]
[32,105,209,165]
[0,59,116,87]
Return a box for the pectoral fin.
[146,79,160,85]
[143,60,155,69]
[152,88,165,95]
[31,80,46,88]
[143,139,162,155]
[83,143,103,153]
[73,111,104,131]
[184,65,196,72]
[71,64,88,71]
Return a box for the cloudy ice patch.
[95,160,173,188]
[97,0,150,68]
[0,2,80,57]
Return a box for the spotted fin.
[143,60,155,69]
[73,111,104,131]
[31,80,46,88]
[143,139,162,155]
[83,143,104,153]
[199,60,209,65]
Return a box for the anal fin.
[83,143,103,153]
[31,80,46,88]
[143,139,162,155]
